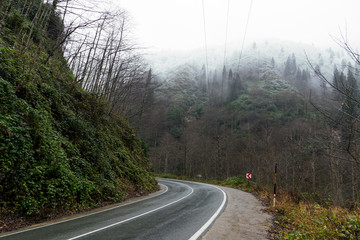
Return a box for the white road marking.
[158,179,228,240]
[188,184,227,240]
[1,180,227,240]
[0,183,168,238]
[67,181,194,240]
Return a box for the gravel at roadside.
[202,186,272,240]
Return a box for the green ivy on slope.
[0,46,156,219]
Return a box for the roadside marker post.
[273,163,277,208]
[246,173,252,187]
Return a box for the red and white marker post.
[246,173,252,187]
[273,163,277,207]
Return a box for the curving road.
[0,179,226,240]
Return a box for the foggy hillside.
[136,38,360,208]
[2,0,360,238]
[148,40,353,87]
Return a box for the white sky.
[114,0,360,52]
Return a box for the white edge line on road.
[158,178,228,240]
[0,183,168,238]
[66,181,194,240]
[188,183,227,240]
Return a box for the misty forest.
[143,41,360,205]
[140,29,360,206]
[1,0,360,235]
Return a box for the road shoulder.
[201,186,271,240]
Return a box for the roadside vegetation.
[271,198,360,239]
[0,0,156,232]
[2,0,360,238]
[157,173,360,239]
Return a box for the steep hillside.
[141,33,360,205]
[0,1,156,230]
[139,53,336,199]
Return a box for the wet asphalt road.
[0,179,226,240]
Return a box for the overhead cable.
[237,0,253,71]
[202,0,209,88]
[223,0,230,67]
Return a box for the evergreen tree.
[332,67,342,101]
[291,53,297,74]
[340,71,346,90]
[222,65,227,82]
[228,68,233,86]
[294,67,309,91]
[284,56,292,76]
[228,73,241,102]
[333,67,340,90]
[200,64,207,93]
[284,54,297,77]
[316,65,327,94]
[347,69,358,98]
[271,57,276,68]
[227,69,235,101]
[296,68,302,82]
[341,70,358,135]
[301,69,308,82]
[221,65,227,99]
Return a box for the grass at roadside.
[268,193,360,239]
[154,173,360,239]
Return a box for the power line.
[223,0,230,67]
[237,0,253,71]
[202,0,209,89]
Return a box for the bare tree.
[307,35,360,204]
[0,0,14,32]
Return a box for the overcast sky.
[114,0,360,52]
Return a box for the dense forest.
[1,0,360,233]
[0,0,156,229]
[139,40,360,206]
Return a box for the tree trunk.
[0,0,14,33]
[311,156,316,192]
[351,162,356,203]
[23,0,43,48]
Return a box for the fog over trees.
[2,0,360,207]
[137,39,359,206]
